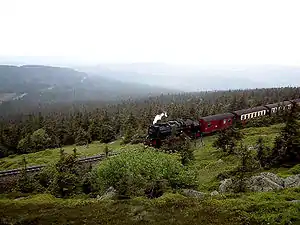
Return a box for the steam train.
[146,98,300,148]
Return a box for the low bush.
[289,164,300,175]
[24,150,84,197]
[92,148,197,198]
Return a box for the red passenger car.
[199,113,235,134]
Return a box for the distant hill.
[78,63,300,91]
[0,65,178,108]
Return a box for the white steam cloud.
[153,112,167,124]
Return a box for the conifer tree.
[99,125,115,143]
[269,102,300,166]
[234,144,260,192]
[75,127,91,146]
[255,137,270,168]
[121,113,137,144]
[213,127,244,154]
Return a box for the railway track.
[0,152,119,178]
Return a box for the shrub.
[289,164,300,175]
[16,171,42,193]
[93,148,197,198]
[160,135,195,165]
[33,150,82,197]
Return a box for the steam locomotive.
[146,98,300,148]
[146,118,201,147]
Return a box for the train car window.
[223,119,226,124]
[208,123,211,127]
[228,119,232,122]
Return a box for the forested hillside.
[1,86,300,158]
[1,86,300,225]
[0,65,176,115]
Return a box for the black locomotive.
[146,118,201,147]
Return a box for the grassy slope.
[0,123,284,172]
[1,123,300,224]
[192,123,287,191]
[0,140,147,171]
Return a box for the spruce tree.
[213,127,244,154]
[75,127,90,146]
[234,144,260,192]
[99,125,115,143]
[269,102,300,166]
[256,137,268,168]
[121,113,137,144]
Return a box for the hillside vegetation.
[1,124,300,225]
[1,86,300,224]
[1,86,299,159]
[1,190,300,225]
[0,140,121,171]
[0,123,282,172]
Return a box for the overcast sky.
[0,0,299,66]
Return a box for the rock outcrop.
[284,174,300,188]
[210,190,219,196]
[259,172,285,186]
[219,178,234,193]
[97,186,117,200]
[246,173,283,192]
[182,189,208,199]
[219,172,300,193]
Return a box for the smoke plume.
[153,112,167,124]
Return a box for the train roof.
[292,98,300,103]
[200,113,234,122]
[233,106,267,116]
[265,100,292,109]
[265,103,279,108]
